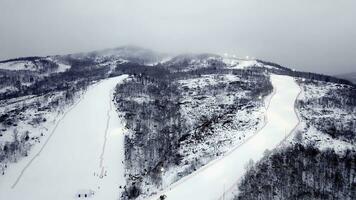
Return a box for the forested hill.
[0,46,355,200]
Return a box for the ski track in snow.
[147,74,301,200]
[11,94,85,189]
[0,75,128,200]
[218,82,303,200]
[145,80,277,200]
[99,88,114,178]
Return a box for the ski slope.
[149,74,301,200]
[0,75,128,200]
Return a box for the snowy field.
[148,75,301,200]
[0,75,128,200]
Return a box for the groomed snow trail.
[0,75,128,200]
[149,74,301,200]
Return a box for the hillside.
[0,47,355,200]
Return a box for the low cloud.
[0,0,355,74]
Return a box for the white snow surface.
[0,86,18,94]
[56,63,71,73]
[222,57,277,70]
[0,75,128,200]
[148,75,301,200]
[0,61,38,71]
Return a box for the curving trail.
[0,75,128,200]
[148,74,301,200]
[217,78,303,200]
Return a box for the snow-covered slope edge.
[147,75,300,200]
[228,74,356,200]
[0,75,128,200]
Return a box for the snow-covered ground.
[148,75,301,200]
[221,56,277,70]
[0,60,38,71]
[286,79,356,154]
[0,75,128,200]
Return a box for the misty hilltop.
[1,1,356,76]
[335,72,356,84]
[0,45,353,83]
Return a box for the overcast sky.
[0,0,355,75]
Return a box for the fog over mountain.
[0,0,355,75]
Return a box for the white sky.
[0,0,355,74]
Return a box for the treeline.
[28,65,110,95]
[0,56,43,64]
[162,53,225,72]
[235,144,356,200]
[0,63,110,100]
[112,62,171,80]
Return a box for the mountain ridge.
[0,46,353,87]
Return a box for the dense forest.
[117,79,181,198]
[235,144,356,200]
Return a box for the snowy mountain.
[63,46,167,65]
[0,56,70,72]
[0,47,355,200]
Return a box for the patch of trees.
[0,88,80,169]
[179,69,272,140]
[62,56,98,70]
[162,54,225,72]
[0,62,110,100]
[172,68,273,181]
[297,79,356,144]
[115,62,273,198]
[113,62,171,80]
[29,65,110,94]
[0,61,103,169]
[0,56,43,64]
[35,59,59,73]
[115,73,183,199]
[0,130,31,165]
[235,144,356,200]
